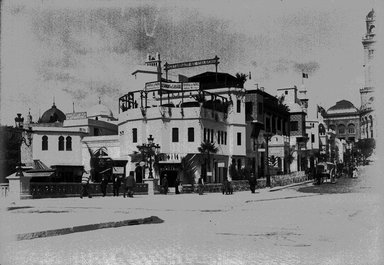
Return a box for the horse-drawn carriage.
[314,162,337,185]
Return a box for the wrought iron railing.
[29,182,149,198]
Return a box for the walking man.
[198,176,204,195]
[124,172,136,198]
[162,174,169,195]
[249,173,256,193]
[80,170,92,198]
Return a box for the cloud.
[293,61,320,74]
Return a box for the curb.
[269,180,313,192]
[16,216,164,241]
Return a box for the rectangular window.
[224,132,227,145]
[188,127,194,142]
[237,132,241,146]
[290,121,298,131]
[172,128,179,142]
[210,129,214,143]
[266,117,271,132]
[311,134,315,143]
[132,128,137,143]
[217,131,221,144]
[237,100,241,113]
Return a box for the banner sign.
[145,82,199,92]
[113,167,124,174]
[164,56,219,71]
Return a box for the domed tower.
[360,9,375,110]
[38,103,66,124]
[87,98,116,121]
[360,9,376,140]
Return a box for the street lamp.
[14,113,33,177]
[138,134,161,179]
[263,132,273,187]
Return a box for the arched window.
[58,136,64,151]
[338,124,345,135]
[42,135,48,151]
[66,136,72,151]
[318,124,325,135]
[348,124,355,134]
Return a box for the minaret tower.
[360,9,375,110]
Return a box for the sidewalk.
[0,180,312,241]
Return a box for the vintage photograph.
[0,0,382,264]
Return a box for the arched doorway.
[135,165,143,183]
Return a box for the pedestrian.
[222,177,228,195]
[80,170,92,198]
[198,176,204,195]
[227,176,233,194]
[249,173,256,193]
[124,172,136,198]
[162,174,169,195]
[175,176,180,194]
[100,174,109,197]
[113,175,122,196]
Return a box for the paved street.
[1,164,383,265]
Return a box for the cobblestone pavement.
[1,164,383,265]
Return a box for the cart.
[315,162,337,184]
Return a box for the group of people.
[160,175,181,195]
[80,170,136,199]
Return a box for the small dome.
[327,100,357,114]
[87,100,114,120]
[367,9,375,19]
[39,104,66,123]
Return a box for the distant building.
[245,87,290,178]
[322,100,360,142]
[277,86,308,172]
[15,101,118,183]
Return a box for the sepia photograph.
[0,0,383,264]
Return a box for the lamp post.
[14,113,32,176]
[263,132,273,187]
[138,134,160,179]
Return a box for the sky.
[0,0,381,125]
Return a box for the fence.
[0,184,9,198]
[29,182,149,198]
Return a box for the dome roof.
[87,100,114,119]
[39,104,66,123]
[367,9,375,19]
[327,100,357,114]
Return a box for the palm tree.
[198,141,219,182]
[85,144,113,182]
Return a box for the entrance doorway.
[135,166,143,183]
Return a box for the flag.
[302,73,308,78]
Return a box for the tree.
[180,154,199,185]
[356,138,375,164]
[198,141,219,182]
[235,72,247,87]
[85,145,113,182]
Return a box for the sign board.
[258,148,265,152]
[217,162,225,168]
[113,167,124,174]
[164,57,219,71]
[207,172,213,177]
[145,82,199,92]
